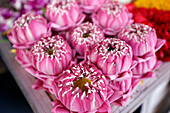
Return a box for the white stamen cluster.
[71,22,103,46]
[96,38,132,60]
[57,62,107,99]
[120,24,153,43]
[101,1,123,17]
[47,0,75,14]
[14,12,42,28]
[32,36,67,60]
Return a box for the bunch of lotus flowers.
[7,0,165,113]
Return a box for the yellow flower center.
[48,49,54,55]
[73,78,91,92]
[83,33,91,38]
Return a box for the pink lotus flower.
[51,99,112,113]
[118,23,165,57]
[86,38,133,80]
[132,55,162,78]
[108,71,140,106]
[45,0,86,31]
[15,49,31,67]
[7,12,51,49]
[118,24,165,78]
[30,35,72,75]
[77,0,106,14]
[52,61,109,112]
[92,1,133,35]
[70,22,105,56]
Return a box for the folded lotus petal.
[77,0,106,14]
[52,61,108,112]
[7,12,51,49]
[45,0,85,31]
[79,5,96,14]
[52,99,112,113]
[32,79,44,90]
[153,60,162,70]
[133,50,155,63]
[131,78,141,91]
[15,49,31,67]
[130,60,138,70]
[28,64,55,78]
[112,94,130,106]
[25,66,41,78]
[132,55,161,78]
[106,74,117,80]
[140,71,156,79]
[87,38,133,80]
[8,31,18,45]
[92,1,133,35]
[115,71,132,91]
[133,72,156,79]
[114,71,132,81]
[30,35,72,75]
[122,88,132,99]
[103,28,121,36]
[118,23,158,57]
[110,87,132,106]
[155,38,166,52]
[96,100,112,113]
[108,91,123,104]
[32,78,54,93]
[52,99,70,113]
[108,71,133,106]
[32,79,52,92]
[76,13,87,26]
[70,22,105,56]
[107,86,114,99]
[25,66,58,81]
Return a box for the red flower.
[156,23,170,61]
[126,3,156,27]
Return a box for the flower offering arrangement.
[5,0,167,113]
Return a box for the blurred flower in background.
[0,8,19,32]
[134,0,170,11]
[0,0,53,33]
